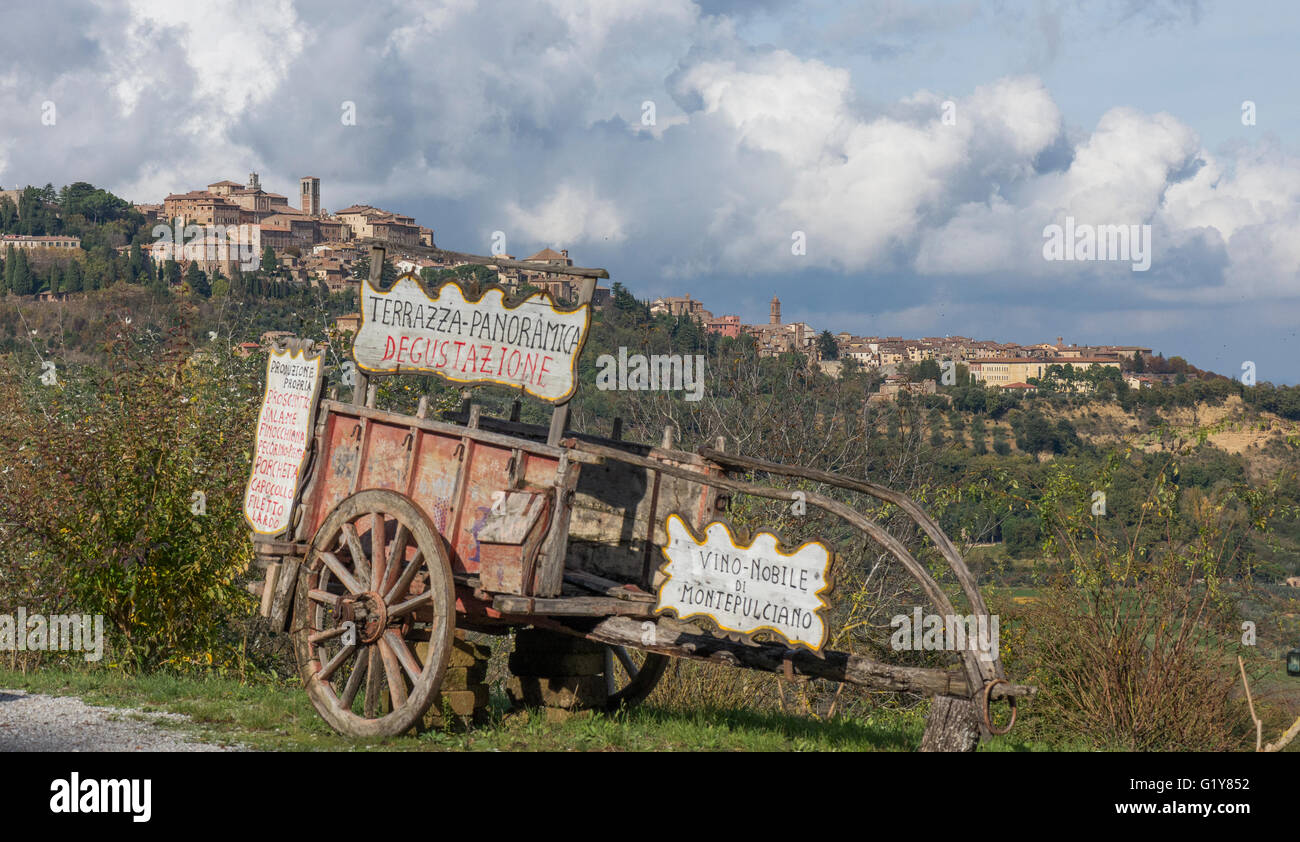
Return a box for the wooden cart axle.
[545,615,1034,702]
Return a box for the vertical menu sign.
[244,344,324,536]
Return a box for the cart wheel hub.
[340,591,388,644]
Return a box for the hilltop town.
[1,175,608,305]
[138,173,609,306]
[648,292,1174,395]
[1,175,1193,394]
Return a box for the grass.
[0,665,1059,751]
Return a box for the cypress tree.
[1,245,13,294]
[11,250,32,295]
[64,260,83,293]
[128,243,144,278]
[185,261,210,298]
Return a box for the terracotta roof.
[1,234,81,243]
[164,190,219,201]
[525,247,567,261]
[974,356,1119,365]
[261,213,312,227]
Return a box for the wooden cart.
[250,243,1032,744]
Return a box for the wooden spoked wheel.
[293,489,455,738]
[602,646,669,711]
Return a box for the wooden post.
[547,276,597,446]
[258,562,280,618]
[635,423,677,591]
[534,452,576,597]
[355,244,385,406]
[547,398,570,446]
[920,696,982,752]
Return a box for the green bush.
[1001,515,1041,558]
[0,329,261,671]
[1007,459,1276,750]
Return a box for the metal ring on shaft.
[982,678,1017,735]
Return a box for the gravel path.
[0,689,244,751]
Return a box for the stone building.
[162,191,241,227]
[742,297,819,358]
[335,204,421,246]
[706,314,741,338]
[650,294,712,323]
[0,234,81,252]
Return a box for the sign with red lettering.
[352,274,590,403]
[243,343,324,536]
[656,514,833,651]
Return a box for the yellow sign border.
[353,272,592,405]
[654,513,835,652]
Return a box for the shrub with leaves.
[1008,453,1287,750]
[0,324,260,671]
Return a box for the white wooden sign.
[352,274,590,403]
[656,514,832,651]
[243,343,324,536]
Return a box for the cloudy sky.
[2,0,1298,381]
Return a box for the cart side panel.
[302,405,564,593]
[446,442,514,575]
[355,421,413,492]
[565,459,645,584]
[522,451,560,488]
[566,458,716,584]
[305,412,419,541]
[407,429,463,536]
[304,411,364,540]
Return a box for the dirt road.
[0,689,242,751]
